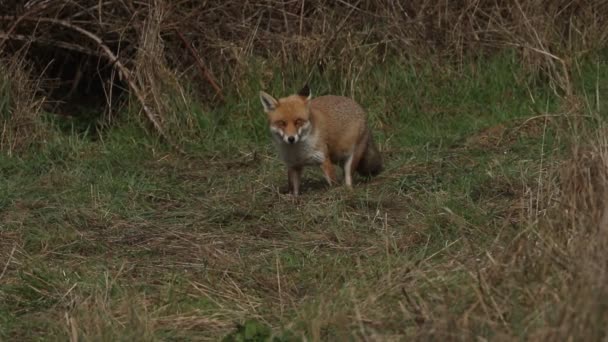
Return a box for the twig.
[275,250,283,318]
[0,32,102,56]
[299,0,305,35]
[175,30,224,102]
[0,244,16,282]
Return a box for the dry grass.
[549,123,608,340]
[0,0,606,146]
[3,94,608,340]
[0,56,49,154]
[1,1,608,341]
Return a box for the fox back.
[308,95,382,177]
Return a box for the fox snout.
[271,126,300,144]
[277,130,299,144]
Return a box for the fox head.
[259,85,313,145]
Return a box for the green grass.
[1,51,607,341]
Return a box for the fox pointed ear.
[297,84,312,101]
[259,91,278,112]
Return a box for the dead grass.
[1,2,607,340]
[0,1,606,148]
[3,105,606,340]
[3,75,607,341]
[0,56,49,154]
[546,123,608,340]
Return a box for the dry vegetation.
[554,125,608,340]
[1,0,606,142]
[1,0,608,341]
[0,56,48,154]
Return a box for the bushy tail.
[356,133,383,177]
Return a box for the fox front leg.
[320,158,337,186]
[288,166,302,196]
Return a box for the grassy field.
[1,52,608,341]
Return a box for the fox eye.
[295,119,306,126]
[275,120,286,127]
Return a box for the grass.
[1,51,607,341]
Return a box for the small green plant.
[222,320,297,342]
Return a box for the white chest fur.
[273,133,325,167]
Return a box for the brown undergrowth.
[0,57,49,154]
[0,1,606,147]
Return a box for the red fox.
[259,85,382,195]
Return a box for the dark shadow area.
[2,41,127,138]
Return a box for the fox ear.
[297,84,312,101]
[259,91,278,112]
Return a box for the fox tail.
[356,133,383,177]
